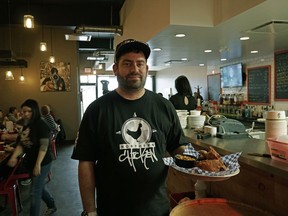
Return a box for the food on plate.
[198,150,208,160]
[174,147,228,172]
[175,155,196,161]
[174,154,196,168]
[195,147,227,172]
[195,159,227,172]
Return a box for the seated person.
[0,109,8,130]
[6,106,21,123]
[41,105,60,137]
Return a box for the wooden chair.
[0,153,28,216]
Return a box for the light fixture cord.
[27,0,31,13]
[8,0,12,50]
[50,28,53,55]
[41,0,44,40]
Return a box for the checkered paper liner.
[163,143,241,176]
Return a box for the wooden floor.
[0,143,82,216]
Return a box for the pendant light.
[40,24,47,51]
[24,0,34,28]
[39,0,46,51]
[40,41,47,51]
[5,70,14,80]
[24,15,34,28]
[19,68,25,82]
[5,0,14,81]
[49,28,55,63]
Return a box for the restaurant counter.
[177,129,288,216]
[183,129,288,180]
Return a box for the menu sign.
[247,66,270,104]
[275,50,288,100]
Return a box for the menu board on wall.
[247,66,270,104]
[207,73,220,101]
[275,50,288,100]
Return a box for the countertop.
[183,129,288,180]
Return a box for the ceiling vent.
[0,59,28,68]
[65,25,123,41]
[0,50,16,61]
[0,50,28,68]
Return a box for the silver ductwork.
[0,50,16,61]
[0,50,28,67]
[74,25,123,36]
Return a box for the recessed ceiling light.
[175,33,186,37]
[153,48,162,51]
[221,58,227,61]
[181,58,188,61]
[240,36,250,40]
[204,50,212,53]
[260,59,265,61]
[251,50,258,53]
[199,63,205,66]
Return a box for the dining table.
[0,140,13,169]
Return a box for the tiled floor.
[0,143,83,216]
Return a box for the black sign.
[247,66,270,104]
[275,50,288,100]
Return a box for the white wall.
[155,65,207,100]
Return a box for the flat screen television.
[220,63,244,88]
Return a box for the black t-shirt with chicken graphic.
[72,90,187,216]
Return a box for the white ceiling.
[145,0,288,71]
[1,0,288,72]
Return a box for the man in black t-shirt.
[72,39,188,216]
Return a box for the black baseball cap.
[114,39,151,63]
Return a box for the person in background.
[7,99,57,216]
[6,106,21,123]
[0,109,8,130]
[169,75,197,111]
[41,105,60,138]
[71,39,188,216]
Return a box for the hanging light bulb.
[40,22,47,51]
[40,42,47,51]
[20,74,25,81]
[24,14,34,28]
[49,55,55,63]
[5,70,14,80]
[49,28,55,63]
[19,69,25,82]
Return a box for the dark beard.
[117,73,146,90]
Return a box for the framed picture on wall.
[40,61,71,92]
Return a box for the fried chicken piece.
[204,147,221,160]
[195,159,227,172]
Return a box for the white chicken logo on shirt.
[117,112,158,172]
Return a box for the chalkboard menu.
[207,73,220,101]
[247,66,270,104]
[275,50,288,100]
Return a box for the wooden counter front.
[174,129,288,216]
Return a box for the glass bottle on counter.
[219,94,223,105]
[230,94,235,105]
